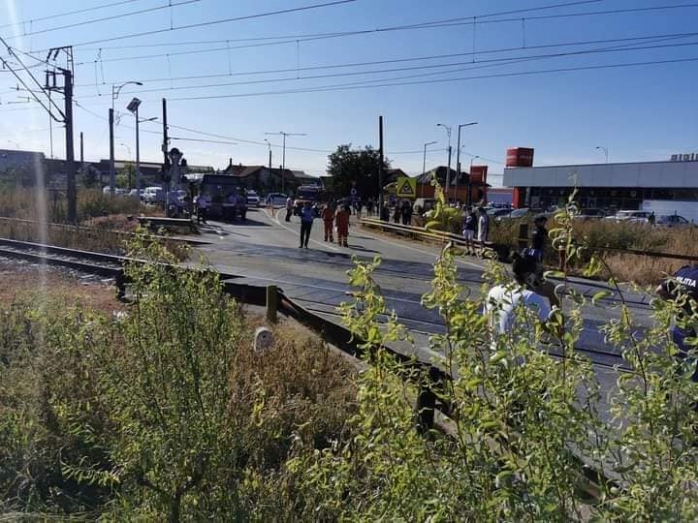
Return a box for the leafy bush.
[0,235,356,520]
[287,203,698,520]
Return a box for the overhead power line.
[0,0,142,31]
[160,56,698,102]
[57,1,698,56]
[69,33,698,98]
[3,1,202,41]
[53,0,358,48]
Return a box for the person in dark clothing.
[401,200,413,226]
[657,265,698,383]
[528,215,549,262]
[648,212,656,226]
[393,205,401,224]
[366,199,374,216]
[381,204,390,222]
[299,201,315,248]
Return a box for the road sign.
[396,176,417,199]
[350,188,357,196]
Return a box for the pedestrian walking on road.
[477,207,490,246]
[285,196,293,222]
[366,199,374,217]
[321,203,335,242]
[336,204,350,247]
[195,193,209,224]
[462,208,477,254]
[299,201,315,248]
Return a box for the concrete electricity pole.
[455,122,478,205]
[437,123,452,199]
[265,131,306,194]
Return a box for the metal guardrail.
[359,217,510,260]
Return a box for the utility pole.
[80,131,84,182]
[422,140,437,199]
[64,69,76,223]
[455,122,478,206]
[109,109,115,192]
[378,115,384,215]
[162,98,168,165]
[265,131,306,194]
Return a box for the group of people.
[461,207,491,254]
[392,200,413,225]
[295,201,352,249]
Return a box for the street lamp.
[422,141,437,198]
[126,97,157,199]
[596,146,609,163]
[455,122,478,205]
[110,81,142,193]
[264,131,306,194]
[437,123,452,198]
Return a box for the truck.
[293,185,323,216]
[198,175,248,221]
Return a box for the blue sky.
[1,0,697,185]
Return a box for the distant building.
[414,165,488,203]
[0,149,45,172]
[221,159,315,193]
[503,152,698,220]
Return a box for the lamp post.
[421,140,437,198]
[455,121,478,205]
[437,123,452,198]
[126,98,156,199]
[596,146,609,163]
[110,81,142,194]
[265,131,306,194]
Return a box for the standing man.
[656,265,698,383]
[299,201,315,249]
[336,203,350,247]
[285,195,293,222]
[321,203,335,243]
[196,193,209,224]
[401,200,413,226]
[528,215,549,263]
[462,208,477,255]
[477,207,490,246]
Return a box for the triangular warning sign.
[397,180,415,196]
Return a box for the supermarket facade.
[502,149,698,220]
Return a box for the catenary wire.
[53,2,698,55]
[46,0,358,49]
[0,0,144,31]
[71,35,698,99]
[2,0,202,41]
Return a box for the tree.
[327,144,390,199]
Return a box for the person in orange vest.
[321,203,335,242]
[336,204,350,247]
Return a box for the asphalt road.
[190,207,661,423]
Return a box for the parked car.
[495,207,532,221]
[486,207,514,218]
[102,186,126,195]
[574,208,607,221]
[605,210,652,223]
[246,190,261,207]
[657,214,692,227]
[141,186,163,204]
[264,192,288,206]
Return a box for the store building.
[503,148,698,221]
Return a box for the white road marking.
[271,207,340,252]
